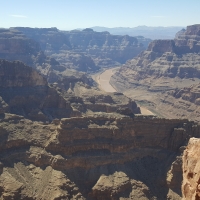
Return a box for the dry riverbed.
[92,67,154,115]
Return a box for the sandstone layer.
[0,28,95,91]
[0,24,199,200]
[111,24,200,121]
[0,58,196,199]
[13,27,145,70]
[0,112,199,199]
[182,137,200,200]
[0,59,140,121]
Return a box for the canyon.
[0,58,195,199]
[0,23,199,200]
[111,24,200,121]
[13,27,146,71]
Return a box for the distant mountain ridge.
[89,26,184,40]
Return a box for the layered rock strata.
[111,24,200,121]
[0,59,140,121]
[0,59,73,120]
[112,24,200,92]
[0,113,199,199]
[182,138,200,200]
[0,28,95,90]
[13,27,145,70]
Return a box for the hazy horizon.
[1,0,199,30]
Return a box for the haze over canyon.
[0,16,200,200]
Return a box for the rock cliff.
[1,24,199,199]
[0,28,40,66]
[0,59,140,121]
[0,58,196,199]
[0,59,73,120]
[0,112,199,199]
[182,137,200,200]
[13,27,145,70]
[111,24,200,122]
[112,24,200,92]
[0,28,96,93]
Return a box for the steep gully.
[92,67,154,115]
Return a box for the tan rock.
[90,172,131,200]
[182,138,200,200]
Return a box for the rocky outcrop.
[0,113,199,199]
[111,24,200,93]
[171,83,200,105]
[0,28,40,66]
[0,59,46,87]
[0,28,96,92]
[110,24,200,122]
[147,40,176,53]
[182,138,200,200]
[63,83,140,116]
[0,59,140,122]
[0,60,195,199]
[175,24,200,54]
[13,27,145,70]
[89,172,133,200]
[0,59,73,120]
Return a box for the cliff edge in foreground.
[182,137,200,200]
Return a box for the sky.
[0,0,200,30]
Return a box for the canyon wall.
[13,27,145,70]
[0,113,199,199]
[111,24,200,122]
[0,59,197,199]
[182,138,200,200]
[112,24,200,91]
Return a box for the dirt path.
[92,67,155,116]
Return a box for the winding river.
[92,67,154,115]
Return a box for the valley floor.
[92,67,154,115]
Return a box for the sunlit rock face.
[0,109,199,199]
[110,24,200,122]
[0,59,198,199]
[112,24,200,89]
[182,138,200,200]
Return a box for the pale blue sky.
[1,0,199,30]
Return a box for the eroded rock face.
[13,27,145,70]
[0,29,40,55]
[111,24,200,93]
[147,40,176,53]
[110,24,200,122]
[89,172,132,199]
[0,113,199,199]
[0,61,194,199]
[0,59,73,120]
[171,83,200,105]
[0,59,47,87]
[175,24,200,54]
[0,59,140,122]
[182,138,200,200]
[0,28,94,91]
